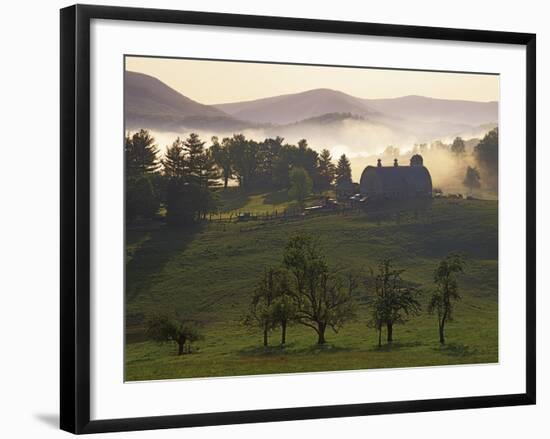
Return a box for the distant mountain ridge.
[125,71,250,131]
[215,90,497,127]
[362,95,498,126]
[214,88,378,125]
[124,70,498,141]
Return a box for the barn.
[359,154,432,199]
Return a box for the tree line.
[126,129,354,224]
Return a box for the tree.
[184,133,218,188]
[270,270,296,345]
[463,166,481,194]
[125,129,160,177]
[126,175,159,221]
[428,254,465,344]
[228,134,260,190]
[146,314,202,355]
[367,259,421,346]
[294,139,319,184]
[288,167,312,208]
[210,136,233,188]
[125,130,161,221]
[317,149,336,189]
[382,145,400,159]
[244,267,288,346]
[161,137,187,180]
[283,234,356,344]
[335,154,353,186]
[431,140,449,151]
[474,127,498,190]
[451,136,466,156]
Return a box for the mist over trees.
[404,127,498,194]
[125,125,499,226]
[463,166,481,194]
[474,127,498,191]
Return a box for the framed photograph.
[60,4,536,434]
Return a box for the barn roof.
[360,165,432,194]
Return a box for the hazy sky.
[126,56,499,105]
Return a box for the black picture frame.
[60,4,536,434]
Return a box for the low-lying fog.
[144,120,495,195]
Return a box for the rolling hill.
[363,95,498,126]
[214,88,378,125]
[124,71,250,131]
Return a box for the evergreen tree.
[125,129,160,221]
[125,129,160,177]
[182,132,218,189]
[317,149,336,189]
[335,154,353,185]
[161,137,187,180]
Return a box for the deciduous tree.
[367,259,421,346]
[428,254,465,344]
[146,314,202,355]
[283,234,356,345]
[288,167,312,208]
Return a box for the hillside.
[215,89,498,127]
[125,197,498,380]
[124,71,249,131]
[215,88,377,125]
[364,95,498,126]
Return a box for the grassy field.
[125,194,498,381]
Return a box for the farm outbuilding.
[359,155,432,199]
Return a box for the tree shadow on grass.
[125,223,203,305]
[434,342,478,357]
[217,188,252,212]
[237,342,353,357]
[368,341,424,352]
[263,189,291,206]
